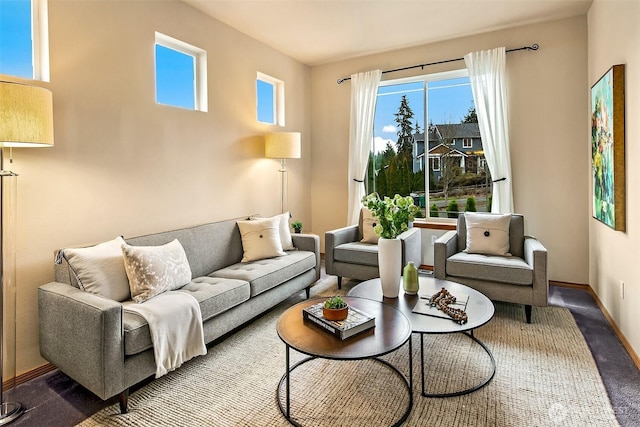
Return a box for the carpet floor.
[72,276,618,427]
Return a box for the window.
[367,69,491,219]
[0,0,50,81]
[257,72,284,126]
[154,32,207,111]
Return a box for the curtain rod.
[336,44,539,84]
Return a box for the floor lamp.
[0,81,54,424]
[265,132,301,214]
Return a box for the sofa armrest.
[292,233,321,281]
[434,230,458,279]
[524,236,548,306]
[324,225,360,276]
[399,228,421,267]
[38,282,125,400]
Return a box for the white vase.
[378,237,402,298]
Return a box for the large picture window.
[367,70,491,219]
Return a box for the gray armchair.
[434,213,548,323]
[325,210,422,289]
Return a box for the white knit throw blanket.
[124,291,207,378]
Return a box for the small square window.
[257,72,284,126]
[154,32,207,112]
[0,0,50,81]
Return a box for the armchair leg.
[525,305,532,324]
[305,286,310,299]
[119,388,129,414]
[337,277,342,290]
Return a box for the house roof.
[414,122,481,144]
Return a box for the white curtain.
[347,69,382,225]
[464,47,514,213]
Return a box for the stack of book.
[302,303,375,340]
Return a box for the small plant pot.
[294,229,302,234]
[323,305,348,321]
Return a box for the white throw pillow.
[360,208,380,244]
[237,217,286,262]
[250,212,294,250]
[121,239,192,303]
[464,212,512,256]
[62,236,131,302]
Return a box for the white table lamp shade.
[0,81,54,147]
[265,132,300,159]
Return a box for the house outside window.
[0,0,50,81]
[367,70,491,219]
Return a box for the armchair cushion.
[463,212,512,256]
[334,242,379,267]
[360,208,380,244]
[447,252,533,285]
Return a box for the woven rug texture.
[78,277,619,427]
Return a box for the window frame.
[463,138,472,149]
[154,32,208,112]
[256,71,285,126]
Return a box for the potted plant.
[361,193,419,298]
[291,220,303,234]
[323,296,348,321]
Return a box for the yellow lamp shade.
[265,132,301,159]
[0,81,54,147]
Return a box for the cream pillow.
[360,208,380,244]
[250,212,294,250]
[62,236,130,302]
[237,217,286,262]
[121,239,192,303]
[464,212,512,256]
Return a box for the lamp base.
[0,402,24,425]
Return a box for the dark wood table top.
[348,277,494,334]
[276,297,411,360]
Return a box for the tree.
[462,106,477,123]
[446,200,459,218]
[465,196,477,212]
[393,95,415,161]
[430,203,439,218]
[436,122,462,203]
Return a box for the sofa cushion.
[334,242,379,267]
[237,218,286,262]
[463,212,512,256]
[251,212,294,250]
[446,252,532,285]
[122,239,192,303]
[62,236,131,302]
[210,250,315,297]
[123,276,250,355]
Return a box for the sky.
[0,0,33,78]
[374,77,474,153]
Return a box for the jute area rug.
[78,277,619,427]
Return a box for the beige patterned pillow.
[464,212,512,256]
[62,236,131,302]
[237,218,286,262]
[121,239,192,303]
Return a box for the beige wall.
[9,0,310,375]
[588,0,640,359]
[311,16,589,285]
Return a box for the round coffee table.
[348,276,495,397]
[276,297,412,426]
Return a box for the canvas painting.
[591,64,625,231]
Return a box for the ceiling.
[183,0,592,66]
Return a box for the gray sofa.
[325,211,421,288]
[38,216,320,413]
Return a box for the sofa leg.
[337,276,342,290]
[525,305,532,324]
[305,286,310,299]
[119,389,129,414]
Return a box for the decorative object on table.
[291,220,302,234]
[0,81,54,424]
[361,192,419,298]
[303,301,375,340]
[322,296,348,321]
[402,261,419,295]
[412,287,469,324]
[265,132,301,214]
[591,64,625,231]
